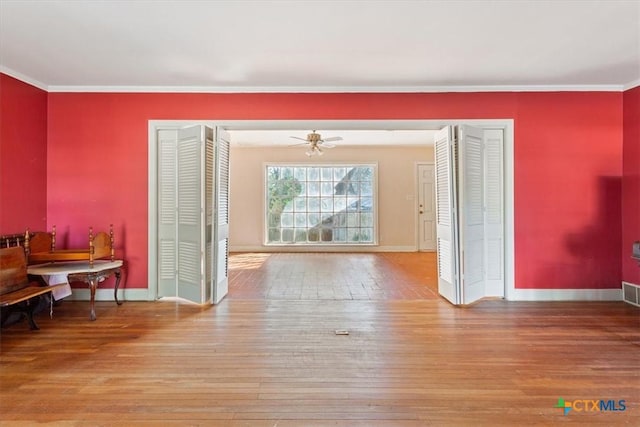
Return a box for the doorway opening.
[148,120,514,305]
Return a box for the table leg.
[24,297,41,330]
[114,269,122,305]
[88,278,97,321]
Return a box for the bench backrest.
[0,247,28,295]
[0,232,27,249]
[28,232,54,254]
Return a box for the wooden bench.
[0,247,64,330]
[0,231,29,249]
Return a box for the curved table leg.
[88,278,97,321]
[114,269,122,305]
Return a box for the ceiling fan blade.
[321,136,343,142]
[290,136,309,142]
[289,142,310,147]
[320,143,336,148]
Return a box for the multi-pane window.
[266,165,377,245]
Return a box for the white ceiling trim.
[46,84,627,93]
[623,78,640,91]
[2,67,633,94]
[0,66,48,91]
[0,68,628,94]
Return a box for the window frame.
[263,162,379,246]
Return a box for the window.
[266,164,377,245]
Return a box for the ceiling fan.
[290,130,343,156]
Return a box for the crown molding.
[0,66,48,91]
[0,68,635,93]
[623,78,640,91]
[45,83,627,93]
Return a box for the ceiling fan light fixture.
[305,146,323,156]
[292,130,341,156]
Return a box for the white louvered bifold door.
[157,129,178,298]
[176,126,207,304]
[458,125,486,305]
[434,126,459,304]
[483,129,504,297]
[204,126,215,304]
[212,127,231,304]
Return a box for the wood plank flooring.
[1,253,639,426]
[228,252,438,300]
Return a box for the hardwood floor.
[1,253,639,426]
[228,252,439,300]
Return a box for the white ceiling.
[1,1,637,147]
[1,0,638,92]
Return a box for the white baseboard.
[507,288,622,302]
[229,245,417,253]
[64,285,626,303]
[63,288,152,302]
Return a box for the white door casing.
[148,119,513,303]
[417,163,436,251]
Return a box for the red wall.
[622,86,640,285]
[44,91,623,290]
[0,74,48,233]
[515,93,623,289]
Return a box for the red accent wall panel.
[514,92,623,289]
[45,90,623,290]
[0,74,47,233]
[622,86,640,285]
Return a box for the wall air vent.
[622,282,640,307]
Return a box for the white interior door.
[156,124,227,304]
[417,163,436,251]
[458,124,485,304]
[434,127,459,304]
[203,126,215,304]
[157,129,178,298]
[176,125,209,303]
[433,124,502,305]
[483,129,504,297]
[212,127,230,304]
